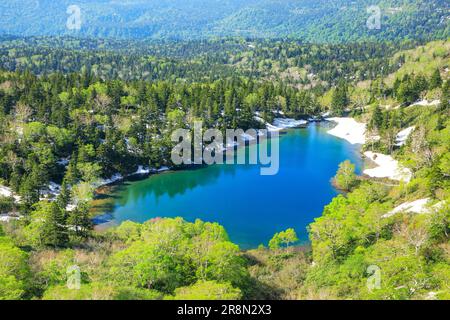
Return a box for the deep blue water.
[94,123,362,249]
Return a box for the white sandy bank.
[364,151,412,182]
[326,117,366,145]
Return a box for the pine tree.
[56,179,71,215]
[331,81,349,116]
[67,202,93,240]
[438,81,449,112]
[429,69,442,90]
[42,202,68,247]
[369,105,383,131]
[65,155,80,186]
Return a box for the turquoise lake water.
[93,123,362,249]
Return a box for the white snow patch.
[327,117,366,145]
[395,126,415,147]
[40,182,62,200]
[268,118,307,132]
[57,158,70,166]
[383,198,431,218]
[94,173,124,188]
[66,204,76,212]
[0,186,13,198]
[0,214,21,222]
[0,185,21,202]
[254,115,265,124]
[364,151,412,182]
[240,133,257,141]
[134,165,150,175]
[410,99,440,107]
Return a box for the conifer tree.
[42,202,68,247]
[67,202,93,240]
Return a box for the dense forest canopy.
[0,36,422,86]
[0,0,448,42]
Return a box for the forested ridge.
[0,35,449,300]
[0,0,448,42]
[0,36,417,85]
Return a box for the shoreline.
[93,117,313,192]
[89,120,347,229]
[90,120,317,228]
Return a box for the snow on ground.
[40,182,62,200]
[364,151,412,182]
[254,115,308,132]
[56,158,70,166]
[66,204,76,212]
[0,185,13,198]
[134,165,151,175]
[132,165,170,176]
[240,132,257,141]
[94,173,124,188]
[326,117,366,145]
[0,185,21,202]
[410,99,440,107]
[0,214,21,222]
[395,126,415,147]
[383,198,431,218]
[267,118,308,132]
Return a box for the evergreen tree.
[42,202,68,247]
[67,202,93,240]
[369,105,383,131]
[429,68,442,90]
[438,81,449,112]
[56,179,71,215]
[331,81,349,116]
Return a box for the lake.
[92,122,362,249]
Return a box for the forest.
[0,0,448,42]
[0,33,449,300]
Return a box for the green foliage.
[0,1,447,42]
[268,228,298,250]
[0,276,24,300]
[42,283,116,300]
[0,236,29,299]
[331,82,349,116]
[0,196,14,214]
[108,218,249,295]
[429,69,443,90]
[170,281,242,300]
[67,202,93,241]
[42,202,69,247]
[333,160,358,191]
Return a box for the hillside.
[0,0,448,42]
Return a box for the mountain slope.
[0,0,448,42]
